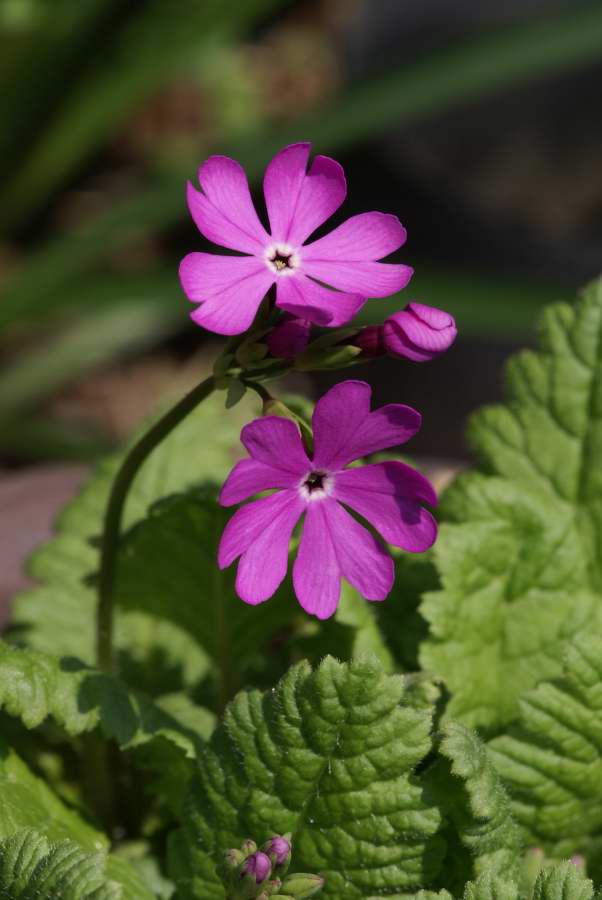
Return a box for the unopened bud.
[570,855,586,870]
[383,302,457,362]
[267,317,312,359]
[262,836,292,871]
[281,872,325,898]
[241,851,272,885]
[354,324,387,357]
[241,840,258,857]
[223,849,245,870]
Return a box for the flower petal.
[287,154,347,245]
[182,254,273,335]
[276,275,365,327]
[179,252,268,302]
[301,258,413,298]
[303,212,407,261]
[263,143,306,241]
[241,416,311,475]
[219,459,299,506]
[293,502,341,619]
[187,156,269,254]
[311,380,421,470]
[235,493,304,605]
[334,461,438,551]
[218,490,301,567]
[266,316,312,359]
[324,499,394,600]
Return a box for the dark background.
[1,0,601,465]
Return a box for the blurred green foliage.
[1,0,602,458]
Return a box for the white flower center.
[265,242,300,276]
[298,469,333,502]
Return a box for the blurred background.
[1,0,601,597]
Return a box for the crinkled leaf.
[462,861,594,900]
[0,641,205,757]
[489,634,602,878]
[421,279,602,731]
[0,828,154,899]
[462,871,519,900]
[532,863,593,900]
[10,391,257,675]
[434,721,522,889]
[114,488,298,705]
[169,656,445,900]
[0,739,104,850]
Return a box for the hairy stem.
[96,374,216,673]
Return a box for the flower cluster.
[218,834,323,899]
[180,142,457,618]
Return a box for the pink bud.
[383,302,457,362]
[241,851,272,884]
[267,317,312,359]
[263,836,291,866]
[354,325,387,357]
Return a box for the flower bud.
[267,317,312,359]
[354,324,387,357]
[570,855,586,870]
[262,836,292,869]
[223,848,246,870]
[280,872,325,898]
[241,840,258,857]
[241,851,272,884]
[383,302,457,362]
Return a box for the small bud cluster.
[218,834,324,900]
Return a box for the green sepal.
[263,398,314,454]
[295,343,361,371]
[280,873,324,898]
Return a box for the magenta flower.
[179,142,412,336]
[218,380,437,618]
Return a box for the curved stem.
[242,379,273,408]
[96,374,216,672]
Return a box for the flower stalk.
[96,374,216,672]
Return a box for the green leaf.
[488,634,602,878]
[114,488,298,707]
[0,828,155,899]
[421,278,602,731]
[10,390,258,678]
[436,722,522,883]
[169,656,445,900]
[0,641,205,757]
[532,863,593,900]
[0,739,104,850]
[462,862,594,900]
[462,871,518,900]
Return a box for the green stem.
[96,374,216,672]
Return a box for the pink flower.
[383,302,457,361]
[179,142,412,336]
[218,380,437,618]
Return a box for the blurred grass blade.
[0,296,182,420]
[1,3,601,332]
[0,0,285,231]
